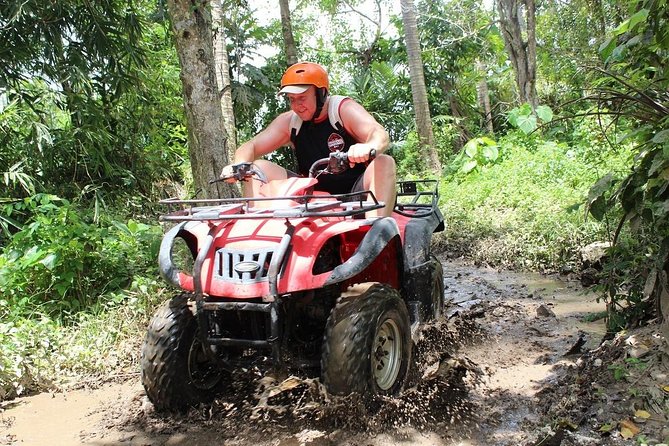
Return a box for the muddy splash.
[1,259,611,446]
[118,310,484,441]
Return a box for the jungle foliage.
[579,0,668,329]
[0,0,666,397]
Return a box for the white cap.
[278,84,310,95]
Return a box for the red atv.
[140,152,444,411]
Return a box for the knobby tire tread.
[429,254,445,320]
[140,293,221,412]
[321,283,410,396]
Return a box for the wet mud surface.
[2,259,666,446]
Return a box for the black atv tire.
[321,283,411,396]
[428,254,445,320]
[141,293,226,412]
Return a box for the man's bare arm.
[339,99,390,163]
[234,112,293,163]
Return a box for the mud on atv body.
[141,158,444,412]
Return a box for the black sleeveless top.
[291,110,366,194]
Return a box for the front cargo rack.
[159,190,384,222]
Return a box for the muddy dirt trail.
[0,259,622,446]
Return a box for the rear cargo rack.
[159,190,384,222]
[393,179,440,218]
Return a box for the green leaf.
[612,9,648,37]
[518,104,532,115]
[507,109,520,127]
[536,105,554,123]
[480,137,497,146]
[461,160,478,173]
[517,114,538,134]
[588,195,608,221]
[660,167,669,181]
[610,44,627,61]
[463,139,479,158]
[648,154,666,176]
[112,220,131,235]
[587,173,616,220]
[588,173,615,202]
[482,146,499,161]
[627,9,649,32]
[39,253,58,270]
[652,129,669,144]
[599,423,615,433]
[21,246,44,267]
[507,104,532,128]
[613,18,630,35]
[599,36,616,60]
[54,282,70,297]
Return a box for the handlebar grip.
[210,162,257,184]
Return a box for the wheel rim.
[372,318,402,391]
[188,339,223,390]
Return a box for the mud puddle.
[0,259,608,446]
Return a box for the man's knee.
[370,153,396,174]
[253,159,288,181]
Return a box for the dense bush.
[437,126,633,272]
[0,195,165,398]
[0,195,161,318]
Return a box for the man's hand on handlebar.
[310,149,377,177]
[212,162,268,184]
[219,164,240,183]
[347,143,376,166]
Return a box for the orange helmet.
[279,62,329,94]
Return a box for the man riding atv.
[220,61,396,217]
[140,62,445,413]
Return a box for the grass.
[0,278,168,399]
[436,133,633,272]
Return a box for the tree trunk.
[476,60,494,134]
[166,0,235,199]
[497,0,538,111]
[525,0,537,109]
[400,0,441,172]
[279,0,299,65]
[211,0,238,163]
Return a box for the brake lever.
[248,167,268,184]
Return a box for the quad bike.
[140,151,445,412]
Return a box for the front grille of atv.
[214,247,274,283]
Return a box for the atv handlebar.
[210,162,268,185]
[211,150,376,184]
[308,149,376,178]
